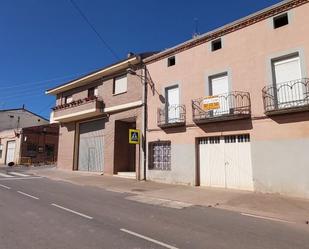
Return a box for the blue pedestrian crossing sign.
[129,129,140,144]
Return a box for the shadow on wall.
[197,119,253,133]
[162,126,187,134]
[269,112,309,124]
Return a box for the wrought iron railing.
[192,91,251,123]
[262,78,309,114]
[157,105,186,128]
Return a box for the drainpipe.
[142,63,147,181]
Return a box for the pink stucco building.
[144,0,309,198]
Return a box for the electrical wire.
[0,69,96,90]
[69,0,120,60]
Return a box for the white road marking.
[0,184,11,189]
[241,213,294,224]
[0,176,43,181]
[126,195,193,209]
[0,172,14,178]
[120,228,179,249]
[17,191,39,200]
[51,203,93,220]
[9,172,30,177]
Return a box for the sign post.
[129,129,140,144]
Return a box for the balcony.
[157,105,186,128]
[51,96,104,123]
[192,91,251,124]
[263,78,309,115]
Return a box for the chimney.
[127,52,135,58]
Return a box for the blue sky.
[0,0,281,119]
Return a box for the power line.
[0,69,96,90]
[69,0,120,60]
[37,99,56,115]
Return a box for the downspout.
[142,63,147,181]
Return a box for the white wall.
[0,109,48,131]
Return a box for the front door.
[6,141,16,164]
[166,86,179,123]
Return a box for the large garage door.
[199,134,253,191]
[78,119,104,172]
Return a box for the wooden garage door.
[78,119,104,172]
[199,134,253,191]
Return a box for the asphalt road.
[0,168,309,249]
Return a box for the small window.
[113,75,127,95]
[45,144,55,157]
[237,134,250,143]
[0,144,3,158]
[64,95,73,104]
[26,143,37,157]
[88,87,98,98]
[211,38,222,51]
[224,135,237,143]
[167,56,176,67]
[273,13,289,29]
[148,141,171,170]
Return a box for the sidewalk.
[28,166,309,225]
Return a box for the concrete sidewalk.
[27,166,309,225]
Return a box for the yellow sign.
[202,96,220,111]
[129,129,140,144]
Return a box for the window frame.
[113,74,128,95]
[273,13,289,29]
[211,38,222,52]
[167,56,176,67]
[88,86,99,98]
[148,141,171,171]
[64,95,73,104]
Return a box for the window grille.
[149,141,171,170]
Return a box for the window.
[148,141,171,170]
[26,143,37,157]
[64,95,73,104]
[199,137,220,144]
[88,87,98,98]
[273,13,289,29]
[165,85,180,123]
[211,38,222,51]
[273,55,301,84]
[272,54,303,108]
[113,75,127,95]
[209,73,229,115]
[45,144,55,157]
[167,56,176,67]
[0,144,3,158]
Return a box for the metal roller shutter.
[78,119,104,172]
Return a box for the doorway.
[114,120,136,177]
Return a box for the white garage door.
[78,119,104,172]
[199,134,253,191]
[6,141,16,164]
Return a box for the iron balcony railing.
[157,105,186,128]
[192,91,251,123]
[262,78,309,115]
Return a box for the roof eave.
[46,56,140,95]
[144,0,308,64]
